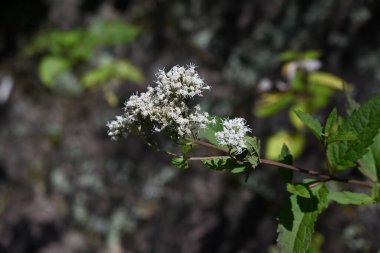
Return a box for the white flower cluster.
[107,65,211,140]
[215,118,251,154]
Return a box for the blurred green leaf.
[266,131,305,160]
[309,72,348,90]
[81,60,144,88]
[88,19,141,46]
[38,56,71,88]
[254,93,295,117]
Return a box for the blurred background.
[1,0,380,252]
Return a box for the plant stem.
[188,138,379,190]
[187,139,229,153]
[189,156,230,161]
[259,159,376,189]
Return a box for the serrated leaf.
[287,184,312,198]
[199,116,224,145]
[247,155,259,168]
[171,157,189,169]
[360,131,380,181]
[202,157,247,174]
[244,136,260,158]
[294,110,323,140]
[328,191,375,205]
[324,108,338,135]
[327,131,357,144]
[327,94,380,170]
[277,184,329,253]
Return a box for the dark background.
[1,1,380,252]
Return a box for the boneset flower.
[107,65,211,140]
[215,118,251,154]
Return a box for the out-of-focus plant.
[25,18,144,105]
[107,64,380,253]
[254,50,351,159]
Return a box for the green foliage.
[294,110,323,140]
[171,157,189,169]
[327,94,380,170]
[277,145,294,183]
[360,131,380,181]
[277,184,329,253]
[244,136,260,168]
[81,60,144,88]
[26,18,143,98]
[38,56,70,88]
[200,116,224,146]
[324,108,338,135]
[266,131,305,160]
[254,93,295,117]
[328,191,377,205]
[202,157,245,172]
[255,52,347,161]
[280,50,322,61]
[287,184,312,198]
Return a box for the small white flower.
[107,115,131,140]
[107,64,212,140]
[215,118,251,154]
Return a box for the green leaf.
[327,131,357,144]
[277,184,329,253]
[202,157,247,174]
[254,93,295,117]
[231,166,246,174]
[266,131,305,160]
[371,184,379,199]
[277,144,294,183]
[360,130,380,181]
[199,116,224,145]
[327,94,380,170]
[180,142,194,155]
[171,157,189,169]
[247,155,259,168]
[324,108,338,135]
[244,136,260,156]
[287,184,312,198]
[308,72,347,90]
[39,56,71,88]
[294,110,323,140]
[328,191,375,205]
[81,60,144,88]
[88,18,140,46]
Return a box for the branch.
[187,138,378,190]
[259,159,376,189]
